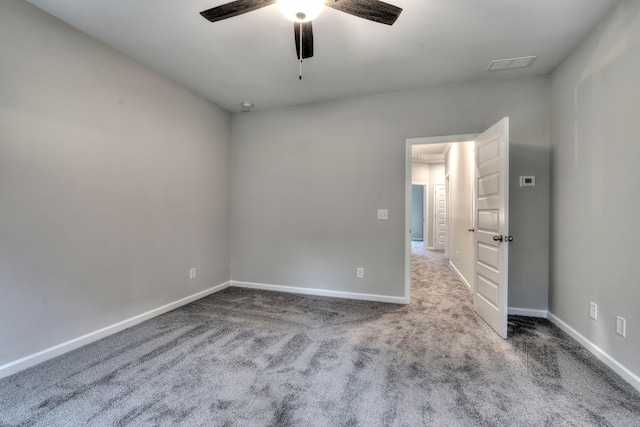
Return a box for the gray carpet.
[1,243,639,426]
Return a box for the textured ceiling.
[26,0,619,112]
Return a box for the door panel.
[477,243,499,270]
[477,210,499,232]
[434,184,446,250]
[474,118,509,339]
[477,275,499,306]
[478,173,500,197]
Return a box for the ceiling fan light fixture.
[278,0,324,22]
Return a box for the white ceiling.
[26,0,619,112]
[412,142,448,163]
[413,143,448,157]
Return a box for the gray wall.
[0,2,231,365]
[550,0,640,376]
[231,76,550,306]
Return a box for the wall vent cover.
[487,56,536,71]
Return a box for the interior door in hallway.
[434,183,446,250]
[474,117,510,339]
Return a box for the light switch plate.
[616,316,626,337]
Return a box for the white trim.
[231,281,408,305]
[548,312,640,393]
[0,281,231,379]
[405,139,413,304]
[407,134,479,146]
[508,307,548,318]
[449,260,472,291]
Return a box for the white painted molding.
[232,281,409,305]
[508,307,548,318]
[449,260,472,291]
[548,312,640,393]
[406,134,479,146]
[0,281,231,379]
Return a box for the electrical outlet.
[377,209,388,220]
[356,268,364,279]
[616,316,626,337]
[189,268,197,280]
[589,302,597,320]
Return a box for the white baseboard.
[548,312,640,393]
[508,307,548,318]
[0,281,230,379]
[231,281,409,305]
[448,261,472,291]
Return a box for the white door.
[434,184,446,250]
[474,118,510,339]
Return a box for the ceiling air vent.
[487,56,536,71]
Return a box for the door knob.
[493,235,503,242]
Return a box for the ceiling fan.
[200,0,402,63]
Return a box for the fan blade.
[325,0,402,25]
[200,0,277,22]
[294,21,314,59]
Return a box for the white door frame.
[404,134,479,303]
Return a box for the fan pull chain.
[299,21,303,80]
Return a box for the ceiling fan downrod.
[299,21,303,80]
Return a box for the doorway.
[411,184,426,242]
[404,133,478,303]
[404,119,510,339]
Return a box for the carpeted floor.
[1,243,639,426]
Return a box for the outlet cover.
[189,268,197,280]
[377,209,388,220]
[589,302,597,320]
